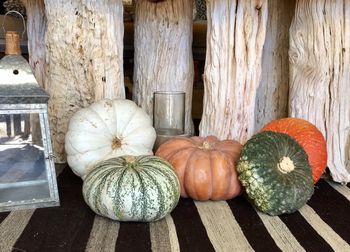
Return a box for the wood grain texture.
[44,0,125,162]
[21,0,46,145]
[289,0,350,182]
[199,0,268,143]
[22,0,46,88]
[255,0,295,132]
[133,0,194,135]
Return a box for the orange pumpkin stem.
[201,141,211,150]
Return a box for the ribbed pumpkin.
[261,118,327,183]
[65,98,156,179]
[155,136,242,201]
[82,155,180,222]
[237,131,314,216]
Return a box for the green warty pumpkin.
[237,131,314,215]
[83,155,180,222]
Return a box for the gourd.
[237,131,314,216]
[261,118,327,183]
[65,99,156,178]
[82,155,180,222]
[156,136,242,201]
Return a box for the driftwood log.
[44,0,125,162]
[133,0,194,135]
[22,0,46,88]
[289,0,350,183]
[21,0,46,144]
[199,0,268,143]
[255,0,295,131]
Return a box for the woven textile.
[0,167,349,252]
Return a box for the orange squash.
[261,118,327,183]
[155,136,242,201]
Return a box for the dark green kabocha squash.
[237,131,314,216]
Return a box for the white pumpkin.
[65,98,156,178]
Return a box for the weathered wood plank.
[133,0,194,135]
[289,0,350,182]
[255,0,295,132]
[199,0,268,143]
[44,0,125,162]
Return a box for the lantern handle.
[2,11,26,41]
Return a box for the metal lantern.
[0,12,59,212]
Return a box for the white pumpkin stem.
[278,156,295,174]
[112,137,122,150]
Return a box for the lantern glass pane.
[0,112,50,204]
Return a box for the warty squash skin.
[65,98,156,179]
[156,136,242,201]
[261,117,327,183]
[82,155,180,222]
[237,131,314,216]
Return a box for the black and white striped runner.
[1,167,349,252]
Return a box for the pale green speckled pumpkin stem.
[124,155,138,169]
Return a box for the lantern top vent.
[0,54,49,104]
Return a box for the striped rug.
[1,167,350,252]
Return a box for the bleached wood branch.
[133,0,194,135]
[199,0,268,143]
[289,0,350,182]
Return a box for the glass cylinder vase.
[153,91,186,150]
[153,91,185,135]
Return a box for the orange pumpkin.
[155,135,242,201]
[261,118,327,183]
